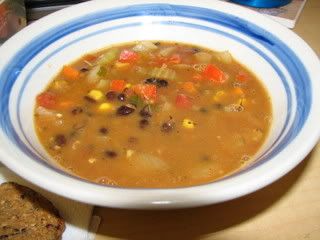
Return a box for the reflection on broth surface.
[34,41,272,188]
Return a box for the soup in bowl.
[0,0,319,209]
[34,41,272,188]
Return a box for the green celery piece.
[98,48,120,65]
[97,66,107,77]
[128,95,144,108]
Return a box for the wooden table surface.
[94,1,320,239]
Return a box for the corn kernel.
[182,119,195,129]
[87,89,104,101]
[88,158,97,164]
[98,102,113,112]
[237,98,247,106]
[126,149,135,158]
[213,90,225,102]
[125,83,132,88]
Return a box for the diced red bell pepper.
[62,65,80,81]
[175,94,192,108]
[110,79,126,92]
[119,50,139,63]
[202,64,225,83]
[36,92,57,109]
[133,84,157,102]
[168,54,181,64]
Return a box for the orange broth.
[34,41,272,188]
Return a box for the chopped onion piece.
[87,65,101,84]
[97,48,119,65]
[150,66,176,80]
[214,51,233,64]
[132,152,168,171]
[96,79,109,89]
[35,106,56,116]
[194,52,212,63]
[159,46,176,57]
[132,41,158,52]
[161,101,173,112]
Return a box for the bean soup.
[34,41,272,188]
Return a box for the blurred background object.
[229,0,292,8]
[0,0,26,43]
[25,0,87,21]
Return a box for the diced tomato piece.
[119,50,139,63]
[202,64,225,83]
[175,94,192,108]
[236,71,249,82]
[168,54,181,64]
[110,79,126,92]
[133,84,157,102]
[36,92,57,109]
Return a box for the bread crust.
[0,182,65,240]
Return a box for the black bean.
[139,119,149,129]
[116,105,135,116]
[71,107,83,115]
[83,96,96,103]
[213,103,223,110]
[54,134,66,146]
[106,91,117,101]
[191,48,200,53]
[158,79,168,87]
[139,105,152,118]
[144,78,168,88]
[128,136,138,143]
[154,42,161,46]
[161,120,175,133]
[201,155,211,161]
[105,150,117,158]
[117,93,126,102]
[80,68,89,72]
[99,127,108,134]
[144,78,157,84]
[199,107,208,113]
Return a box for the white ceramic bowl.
[0,0,320,209]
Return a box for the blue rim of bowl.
[0,3,311,188]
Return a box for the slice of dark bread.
[0,182,65,240]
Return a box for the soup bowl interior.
[0,0,319,209]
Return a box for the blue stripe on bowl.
[0,3,311,187]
